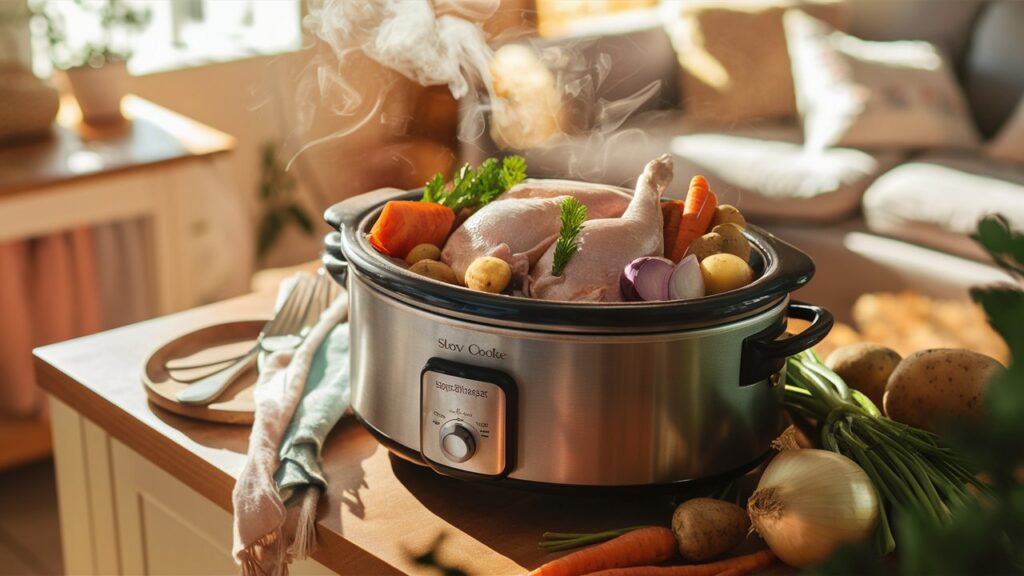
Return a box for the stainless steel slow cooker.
[322,186,832,489]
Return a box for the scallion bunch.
[785,350,989,554]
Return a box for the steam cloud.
[294,0,663,182]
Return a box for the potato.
[825,343,901,408]
[711,204,746,229]
[409,259,458,285]
[405,243,442,265]
[700,253,753,295]
[464,256,512,293]
[687,232,723,261]
[672,498,750,562]
[711,223,751,262]
[884,348,1003,433]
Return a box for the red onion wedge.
[621,257,675,301]
[669,254,705,300]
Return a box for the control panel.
[420,358,516,478]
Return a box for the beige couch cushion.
[662,0,846,125]
[516,111,902,222]
[863,153,1024,260]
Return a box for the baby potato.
[711,204,746,229]
[700,253,753,295]
[884,348,1003,433]
[687,232,723,261]
[409,259,458,285]
[672,498,749,562]
[465,256,512,293]
[826,343,901,408]
[405,243,442,265]
[711,223,751,262]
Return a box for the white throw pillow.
[784,10,980,151]
[987,97,1024,164]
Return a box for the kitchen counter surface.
[34,291,675,574]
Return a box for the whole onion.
[620,257,674,301]
[747,449,880,568]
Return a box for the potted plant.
[32,0,150,124]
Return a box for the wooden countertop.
[0,95,235,199]
[33,291,677,574]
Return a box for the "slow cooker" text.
[437,338,508,360]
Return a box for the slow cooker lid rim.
[330,190,815,326]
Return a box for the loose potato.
[687,232,723,261]
[672,498,750,562]
[884,348,1003,433]
[409,259,458,285]
[464,256,512,293]
[826,343,901,408]
[711,204,746,229]
[405,243,442,265]
[700,253,753,295]
[711,223,751,262]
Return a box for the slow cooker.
[322,186,832,489]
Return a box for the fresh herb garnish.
[551,197,587,277]
[422,155,527,213]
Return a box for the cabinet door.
[109,439,332,575]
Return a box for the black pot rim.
[324,188,815,329]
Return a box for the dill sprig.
[422,155,527,212]
[551,197,587,277]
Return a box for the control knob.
[440,421,476,463]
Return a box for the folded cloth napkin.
[233,274,350,575]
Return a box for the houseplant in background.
[256,142,314,262]
[31,0,150,124]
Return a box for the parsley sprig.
[422,155,527,213]
[551,197,587,277]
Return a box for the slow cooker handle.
[740,301,834,386]
[324,187,411,230]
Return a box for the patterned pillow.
[663,0,847,126]
[784,10,980,151]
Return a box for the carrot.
[530,527,677,576]
[669,175,718,263]
[661,200,685,260]
[367,200,455,259]
[582,549,775,576]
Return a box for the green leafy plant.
[551,197,587,277]
[813,214,1024,575]
[422,155,526,213]
[31,0,151,70]
[257,142,313,260]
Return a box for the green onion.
[539,526,647,552]
[785,350,989,555]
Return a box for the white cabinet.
[50,397,332,575]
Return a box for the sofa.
[460,0,1024,321]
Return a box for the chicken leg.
[528,155,672,302]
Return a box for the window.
[31,0,302,77]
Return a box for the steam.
[294,0,663,182]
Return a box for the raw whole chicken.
[528,155,672,302]
[441,180,632,284]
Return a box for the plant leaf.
[973,214,1024,278]
[286,203,314,235]
[257,211,283,260]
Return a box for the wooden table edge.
[32,352,400,575]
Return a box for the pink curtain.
[0,222,146,419]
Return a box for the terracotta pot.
[0,64,59,143]
[66,60,128,124]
